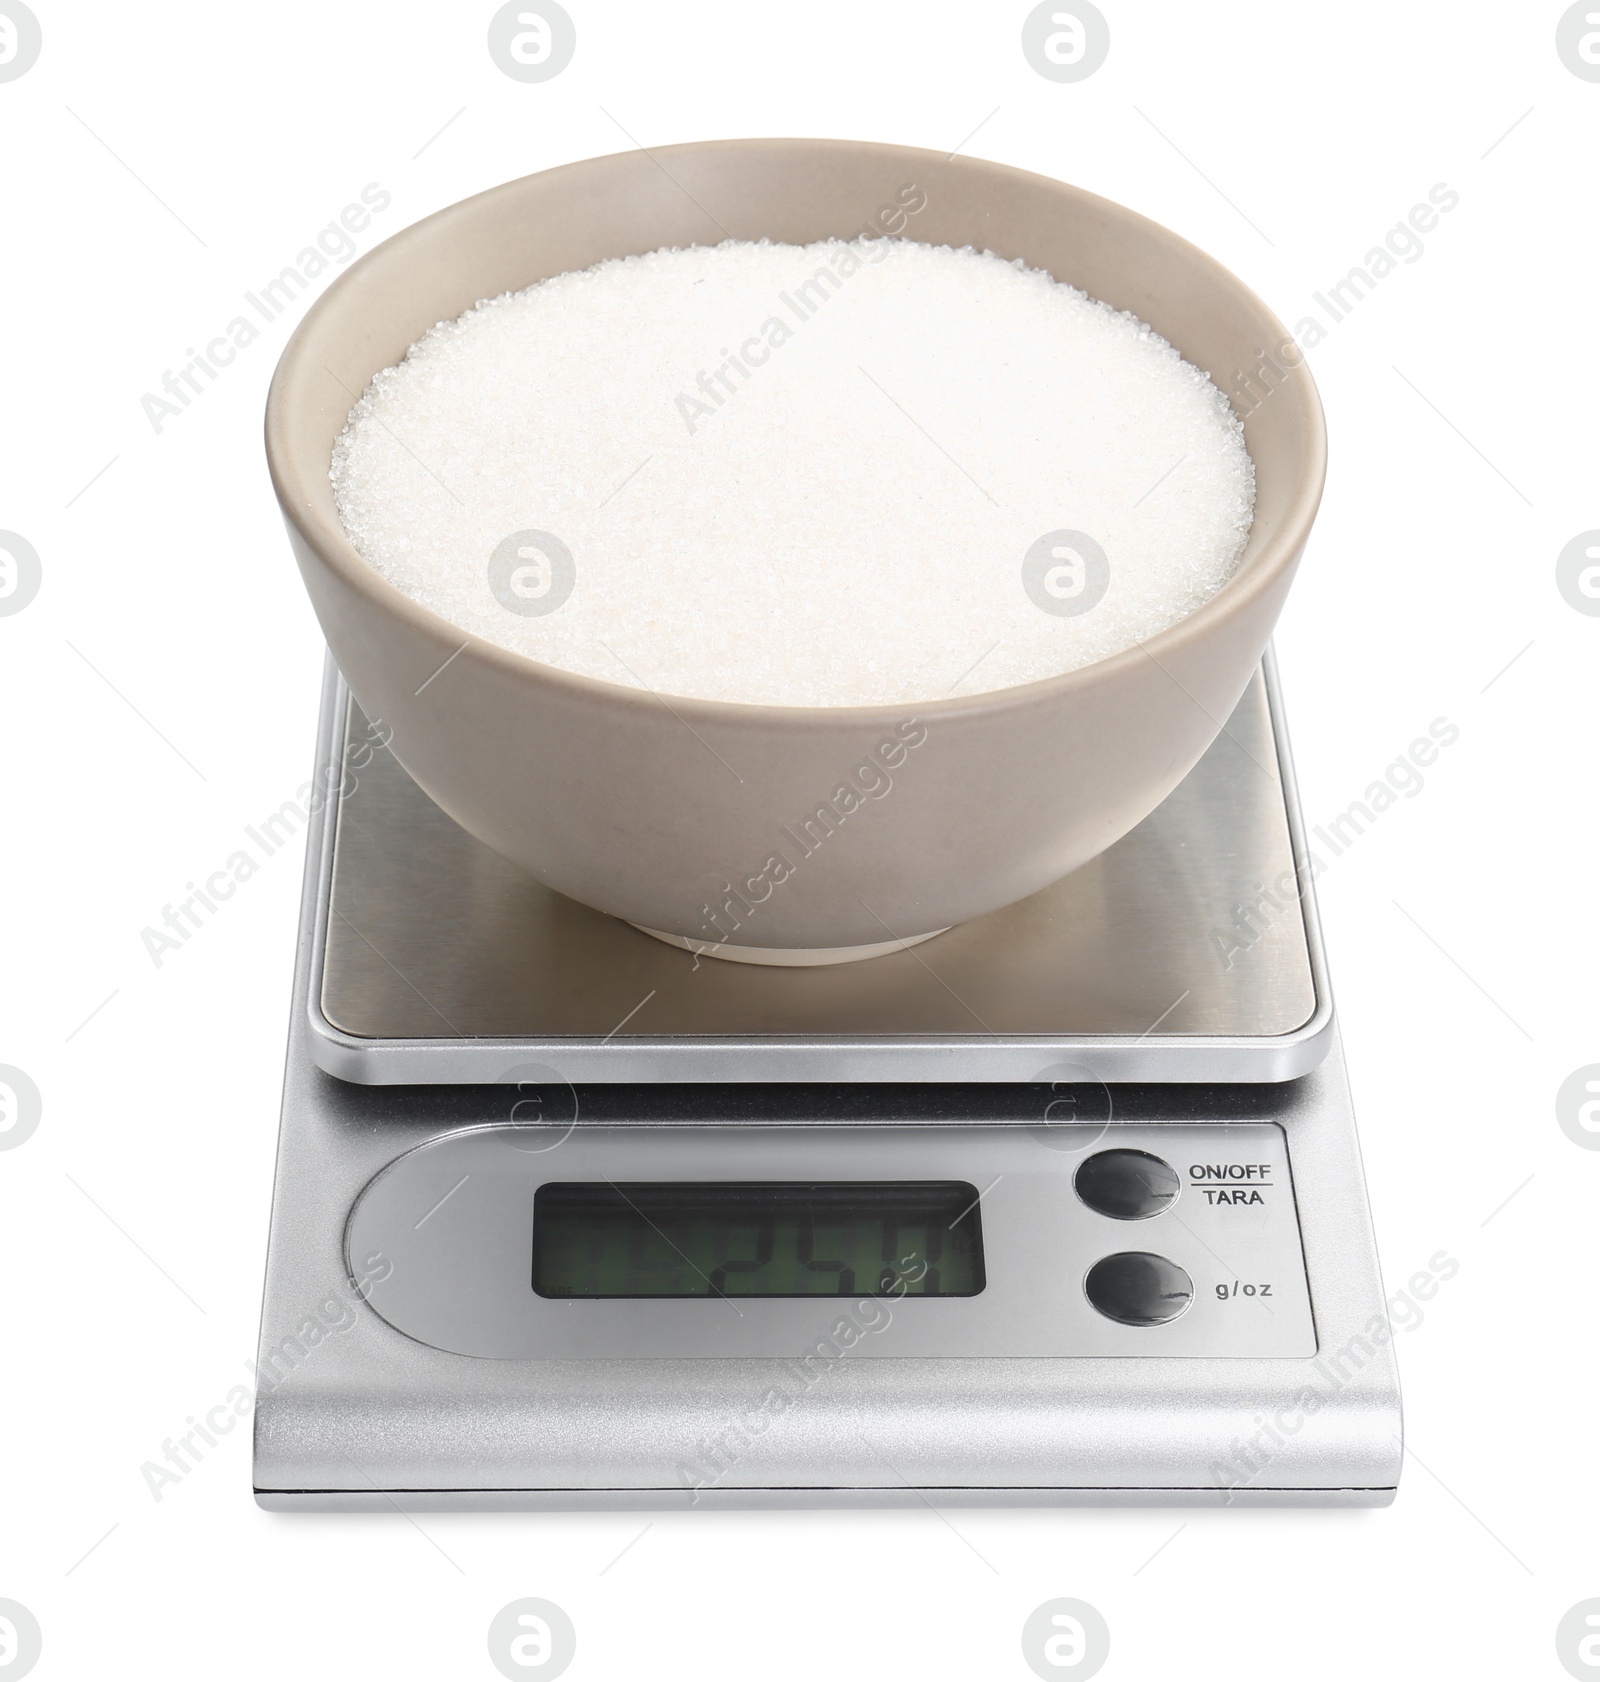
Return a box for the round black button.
[1073,1148,1180,1220]
[1083,1252,1193,1326]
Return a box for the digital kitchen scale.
[253,653,1401,1509]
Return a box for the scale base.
[254,657,1400,1511]
[255,1046,1400,1509]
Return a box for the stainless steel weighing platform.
[254,655,1402,1509]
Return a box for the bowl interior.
[269,139,1322,683]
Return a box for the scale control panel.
[344,1123,1317,1361]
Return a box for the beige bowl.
[266,139,1324,964]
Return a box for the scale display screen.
[532,1181,985,1299]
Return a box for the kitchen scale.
[253,652,1401,1510]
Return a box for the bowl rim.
[265,136,1326,729]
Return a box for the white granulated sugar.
[331,239,1256,707]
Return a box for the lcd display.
[532,1181,985,1299]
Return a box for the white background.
[2,2,1596,1677]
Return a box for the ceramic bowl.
[265,139,1324,964]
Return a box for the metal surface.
[347,1123,1314,1360]
[310,654,1331,1084]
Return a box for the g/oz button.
[1074,1148,1180,1220]
[1084,1252,1194,1326]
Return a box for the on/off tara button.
[1073,1149,1180,1220]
